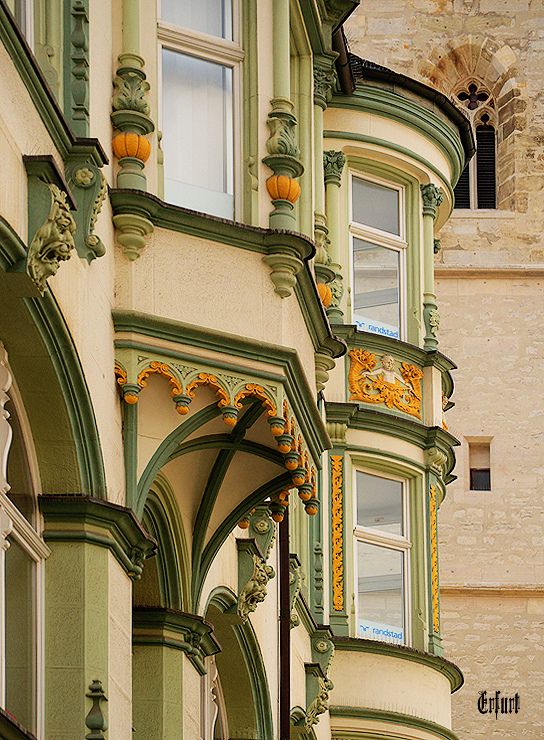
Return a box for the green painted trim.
[195,472,292,610]
[191,404,265,606]
[136,403,222,519]
[242,0,259,226]
[25,296,107,496]
[344,454,427,651]
[171,435,284,467]
[39,495,156,579]
[112,310,334,462]
[329,706,458,740]
[324,130,455,205]
[344,159,422,344]
[207,588,275,740]
[123,401,138,509]
[0,1,106,164]
[325,403,458,483]
[332,637,463,693]
[108,190,345,360]
[329,86,465,185]
[132,607,220,675]
[143,482,192,610]
[0,216,106,496]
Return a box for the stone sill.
[450,209,514,219]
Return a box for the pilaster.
[324,150,346,322]
[420,184,444,351]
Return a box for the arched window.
[453,82,497,210]
[0,344,47,737]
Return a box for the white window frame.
[349,172,407,340]
[352,467,411,647]
[157,0,244,219]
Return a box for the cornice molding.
[39,495,156,579]
[328,705,459,739]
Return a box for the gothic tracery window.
[453,81,497,209]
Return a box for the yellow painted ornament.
[112,131,151,162]
[265,175,301,204]
[317,282,333,308]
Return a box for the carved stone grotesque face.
[381,355,395,371]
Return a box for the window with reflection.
[355,471,410,645]
[158,0,240,219]
[351,176,405,339]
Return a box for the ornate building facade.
[0,1,479,738]
[346,2,544,738]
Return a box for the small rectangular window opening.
[469,441,491,491]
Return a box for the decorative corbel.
[247,505,276,559]
[425,446,448,482]
[112,212,153,261]
[21,156,77,294]
[304,666,333,731]
[315,351,336,394]
[289,554,303,628]
[65,162,107,262]
[236,541,275,623]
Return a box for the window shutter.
[453,165,470,208]
[476,125,496,209]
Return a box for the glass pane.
[357,472,403,536]
[161,0,232,40]
[352,178,400,235]
[162,49,234,219]
[353,238,400,338]
[5,538,35,731]
[358,542,404,644]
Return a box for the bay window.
[354,470,410,646]
[350,175,406,339]
[158,0,242,219]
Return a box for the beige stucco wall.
[330,648,453,729]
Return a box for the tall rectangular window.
[158,0,242,219]
[354,471,410,645]
[351,175,406,340]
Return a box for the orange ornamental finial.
[112,132,151,162]
[265,175,301,204]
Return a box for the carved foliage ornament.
[27,184,76,293]
[348,349,423,419]
[112,69,151,115]
[305,676,334,731]
[420,183,444,217]
[237,553,275,622]
[313,64,336,108]
[323,150,346,186]
[331,455,344,612]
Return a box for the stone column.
[324,151,346,322]
[420,184,443,351]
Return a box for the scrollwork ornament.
[27,184,76,293]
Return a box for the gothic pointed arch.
[418,37,526,209]
[204,587,274,740]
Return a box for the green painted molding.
[0,1,106,165]
[39,495,156,579]
[112,309,336,463]
[323,130,455,206]
[329,86,465,186]
[329,707,458,740]
[63,0,90,137]
[325,403,459,483]
[0,217,106,495]
[332,636,463,693]
[132,606,220,676]
[108,189,345,361]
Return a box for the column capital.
[313,63,336,110]
[420,183,444,218]
[323,150,346,186]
